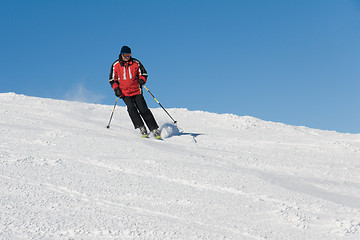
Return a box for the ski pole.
[143,85,177,124]
[106,97,118,129]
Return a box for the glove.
[138,78,145,86]
[114,87,122,97]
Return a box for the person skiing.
[109,46,161,139]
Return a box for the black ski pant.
[123,94,159,131]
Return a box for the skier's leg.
[123,96,145,129]
[134,94,159,131]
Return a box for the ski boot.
[139,126,149,138]
[152,128,162,140]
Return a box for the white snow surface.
[1,92,360,240]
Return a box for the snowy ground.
[1,92,360,239]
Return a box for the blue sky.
[1,0,360,133]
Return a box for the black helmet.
[120,46,131,55]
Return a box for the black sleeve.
[109,60,119,87]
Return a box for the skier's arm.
[109,62,119,90]
[134,58,148,84]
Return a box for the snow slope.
[1,92,360,239]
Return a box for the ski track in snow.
[1,92,360,239]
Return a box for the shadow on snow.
[160,123,204,142]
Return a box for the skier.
[109,46,161,139]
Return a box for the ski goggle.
[122,53,131,57]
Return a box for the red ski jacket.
[109,58,148,97]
